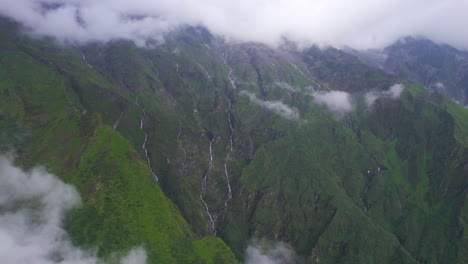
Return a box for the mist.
[0,0,467,50]
[0,155,147,264]
[365,84,404,107]
[241,91,300,120]
[275,82,301,93]
[312,90,353,114]
[245,239,300,264]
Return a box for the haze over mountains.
[0,1,467,264]
[347,37,468,107]
[1,0,468,50]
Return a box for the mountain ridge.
[0,17,466,264]
[347,36,468,107]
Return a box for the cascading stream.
[81,51,93,68]
[140,108,159,182]
[223,53,237,89]
[288,60,322,90]
[113,110,125,130]
[223,98,234,204]
[221,52,236,206]
[200,140,216,235]
[197,63,212,80]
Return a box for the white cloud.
[365,83,404,106]
[245,240,298,264]
[275,82,299,93]
[434,82,445,90]
[119,248,147,264]
[0,0,468,50]
[313,90,353,114]
[0,155,147,264]
[428,82,447,94]
[241,91,300,120]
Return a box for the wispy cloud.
[275,82,315,93]
[1,1,468,50]
[312,90,353,114]
[365,83,404,107]
[275,82,300,93]
[0,155,147,264]
[241,91,300,120]
[245,239,299,264]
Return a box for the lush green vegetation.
[0,18,238,264]
[1,17,466,264]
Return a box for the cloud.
[365,83,404,106]
[245,240,299,264]
[0,155,147,264]
[275,82,300,93]
[275,82,316,94]
[119,248,147,264]
[1,0,468,50]
[241,91,300,120]
[426,82,447,94]
[313,90,353,114]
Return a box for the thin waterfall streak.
[113,110,125,130]
[223,98,234,203]
[200,141,216,235]
[81,51,93,68]
[140,109,159,182]
[223,52,237,89]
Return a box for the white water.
[113,110,125,130]
[81,51,93,68]
[223,99,234,204]
[289,61,305,78]
[220,51,236,206]
[223,53,237,89]
[288,60,322,90]
[140,109,159,182]
[200,141,216,235]
[197,63,212,80]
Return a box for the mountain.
[1,16,467,264]
[347,37,468,107]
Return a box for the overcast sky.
[0,0,467,50]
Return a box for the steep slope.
[0,18,238,264]
[348,37,468,106]
[1,16,467,264]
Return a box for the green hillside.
[0,17,466,264]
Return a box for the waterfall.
[140,109,159,182]
[200,141,216,235]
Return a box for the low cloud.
[241,91,300,120]
[0,155,147,264]
[427,82,447,93]
[1,1,468,50]
[365,83,404,107]
[245,239,299,264]
[275,82,300,93]
[313,90,353,114]
[275,82,316,94]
